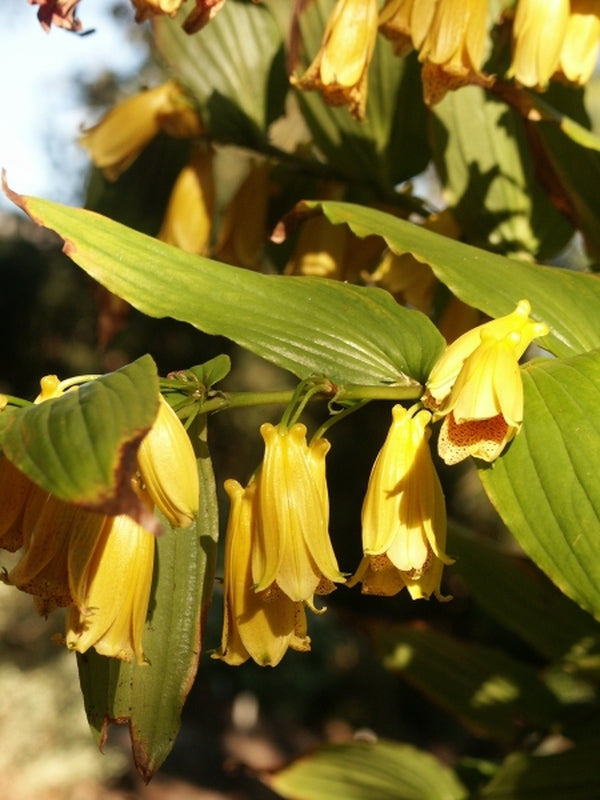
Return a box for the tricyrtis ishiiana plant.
[6,0,600,792]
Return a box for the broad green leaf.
[11,192,444,386]
[267,738,468,800]
[77,417,218,782]
[291,0,429,192]
[375,625,560,742]
[480,742,600,800]
[0,355,158,523]
[297,200,600,358]
[448,525,600,666]
[153,0,285,144]
[430,86,573,260]
[480,350,600,622]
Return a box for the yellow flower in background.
[66,485,156,665]
[79,81,203,181]
[212,480,311,667]
[557,0,600,85]
[508,0,569,89]
[348,405,451,600]
[137,394,199,529]
[418,0,490,104]
[292,0,379,121]
[252,423,345,605]
[130,0,183,23]
[215,161,271,271]
[424,300,549,464]
[379,0,438,57]
[158,145,215,255]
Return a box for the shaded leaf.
[77,417,218,781]
[375,624,560,743]
[154,0,285,145]
[480,742,600,800]
[292,200,600,358]
[479,350,600,622]
[9,190,444,386]
[448,524,600,666]
[267,738,468,800]
[0,355,158,525]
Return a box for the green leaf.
[448,525,600,666]
[297,200,600,358]
[430,86,573,259]
[0,355,158,523]
[11,192,444,386]
[77,418,218,782]
[479,350,600,622]
[480,742,600,800]
[375,625,560,743]
[154,0,285,144]
[267,738,468,800]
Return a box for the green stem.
[199,382,422,415]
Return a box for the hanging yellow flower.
[378,0,438,57]
[0,458,35,552]
[557,0,600,85]
[65,484,156,665]
[291,0,379,121]
[418,0,490,104]
[348,404,451,600]
[252,423,345,605]
[79,81,203,181]
[507,0,570,89]
[130,0,183,23]
[137,394,200,529]
[5,494,107,616]
[212,480,311,667]
[424,300,549,464]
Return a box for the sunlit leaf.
[267,738,468,800]
[480,350,600,621]
[294,200,600,358]
[9,190,444,386]
[430,86,573,259]
[77,417,218,782]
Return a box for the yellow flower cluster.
[0,381,199,665]
[213,299,548,666]
[293,0,600,115]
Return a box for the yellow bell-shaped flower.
[137,394,199,529]
[212,480,311,667]
[348,404,451,600]
[292,0,379,121]
[252,423,345,605]
[424,300,549,464]
[6,494,106,616]
[0,458,36,552]
[130,0,183,23]
[379,0,438,57]
[65,486,156,665]
[507,0,570,89]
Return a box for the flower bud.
[137,394,199,528]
